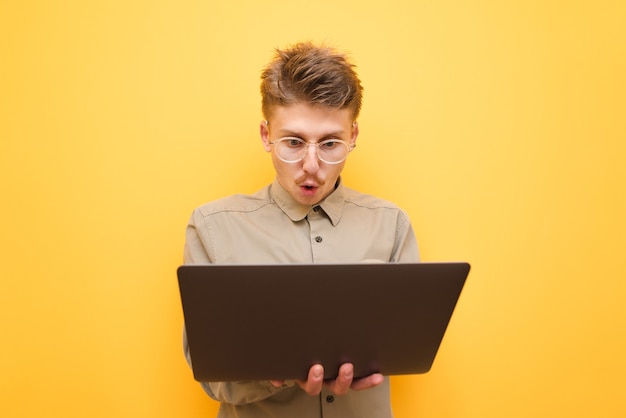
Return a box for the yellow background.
[1,1,624,417]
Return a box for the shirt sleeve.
[183,208,213,264]
[181,209,295,405]
[182,327,294,405]
[391,209,420,263]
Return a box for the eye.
[284,137,305,148]
[320,139,342,149]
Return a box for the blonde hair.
[260,42,363,120]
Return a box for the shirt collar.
[270,178,345,226]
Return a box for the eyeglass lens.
[274,138,349,164]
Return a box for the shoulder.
[340,186,413,228]
[193,185,274,219]
[342,186,403,211]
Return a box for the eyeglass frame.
[268,136,356,165]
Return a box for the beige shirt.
[183,178,419,418]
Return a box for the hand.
[270,363,384,396]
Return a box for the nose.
[301,143,320,173]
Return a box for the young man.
[183,42,419,418]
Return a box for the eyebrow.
[276,128,347,140]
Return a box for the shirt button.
[315,236,323,243]
[313,206,321,212]
[326,395,335,403]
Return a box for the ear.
[350,121,359,147]
[260,120,271,152]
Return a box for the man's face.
[260,103,358,206]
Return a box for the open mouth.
[300,184,318,195]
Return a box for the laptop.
[177,262,470,382]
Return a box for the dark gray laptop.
[177,262,470,382]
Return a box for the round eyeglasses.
[269,137,355,164]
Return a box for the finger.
[350,373,385,391]
[326,363,354,396]
[298,364,324,396]
[269,380,284,387]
